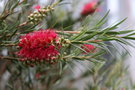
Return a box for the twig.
[0,43,17,46]
[0,56,19,60]
[17,21,28,28]
[83,40,102,43]
[18,0,26,5]
[71,40,103,43]
[56,31,80,34]
[64,56,92,59]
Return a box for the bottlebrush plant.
[0,0,134,90]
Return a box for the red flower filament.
[17,30,60,63]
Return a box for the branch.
[18,0,26,5]
[56,31,80,34]
[0,43,17,46]
[17,21,28,28]
[0,56,19,60]
[64,56,92,60]
[71,40,103,44]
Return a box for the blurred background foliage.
[0,0,135,90]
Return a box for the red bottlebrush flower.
[34,5,41,11]
[35,73,41,79]
[81,44,95,53]
[17,30,60,64]
[81,1,98,16]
